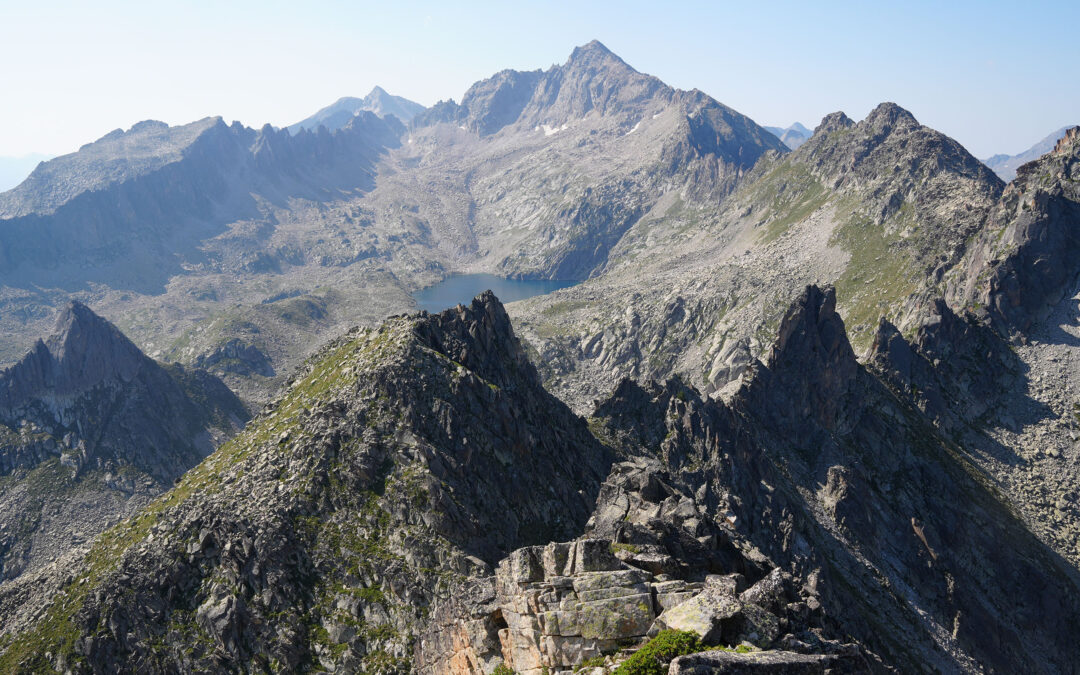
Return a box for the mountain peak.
[367,85,388,98]
[741,285,860,431]
[863,101,919,131]
[1053,125,1080,155]
[570,39,615,58]
[565,39,630,71]
[815,111,854,135]
[43,301,145,392]
[414,291,536,390]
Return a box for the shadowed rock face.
[0,113,403,293]
[0,301,246,480]
[952,126,1080,337]
[588,285,1080,673]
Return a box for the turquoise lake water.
[412,274,577,313]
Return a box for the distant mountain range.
[287,86,425,134]
[983,126,1073,181]
[0,154,51,192]
[764,122,811,149]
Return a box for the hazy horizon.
[1,0,1076,162]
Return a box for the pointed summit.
[567,39,620,63]
[863,101,919,133]
[42,301,145,393]
[415,291,536,390]
[815,111,854,135]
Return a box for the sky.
[0,0,1077,161]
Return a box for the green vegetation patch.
[830,212,917,350]
[613,630,706,675]
[749,161,831,244]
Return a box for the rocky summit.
[1,39,1079,675]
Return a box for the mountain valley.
[0,39,1079,674]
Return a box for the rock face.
[0,112,403,294]
[583,286,1080,673]
[951,126,1080,336]
[0,301,246,584]
[0,293,613,673]
[0,302,245,481]
[416,540,859,675]
[669,649,862,675]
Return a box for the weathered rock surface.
[416,539,858,675]
[951,126,1080,337]
[584,286,1080,673]
[669,648,863,674]
[513,101,1005,412]
[0,293,612,673]
[0,301,246,583]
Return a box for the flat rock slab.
[669,649,864,674]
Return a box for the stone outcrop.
[950,125,1080,336]
[416,539,857,675]
[669,649,863,674]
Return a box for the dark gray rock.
[669,648,866,674]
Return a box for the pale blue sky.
[1,0,1076,159]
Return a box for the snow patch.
[625,121,641,136]
[652,112,662,119]
[541,123,569,137]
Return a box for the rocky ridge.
[0,293,613,673]
[6,290,1079,673]
[511,101,1004,412]
[0,301,246,584]
[983,126,1073,182]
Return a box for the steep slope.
[287,87,426,134]
[983,125,1072,181]
[916,125,1080,566]
[583,286,1080,673]
[952,126,1080,335]
[0,293,613,673]
[0,301,246,583]
[0,154,50,193]
[0,113,403,292]
[512,102,1005,411]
